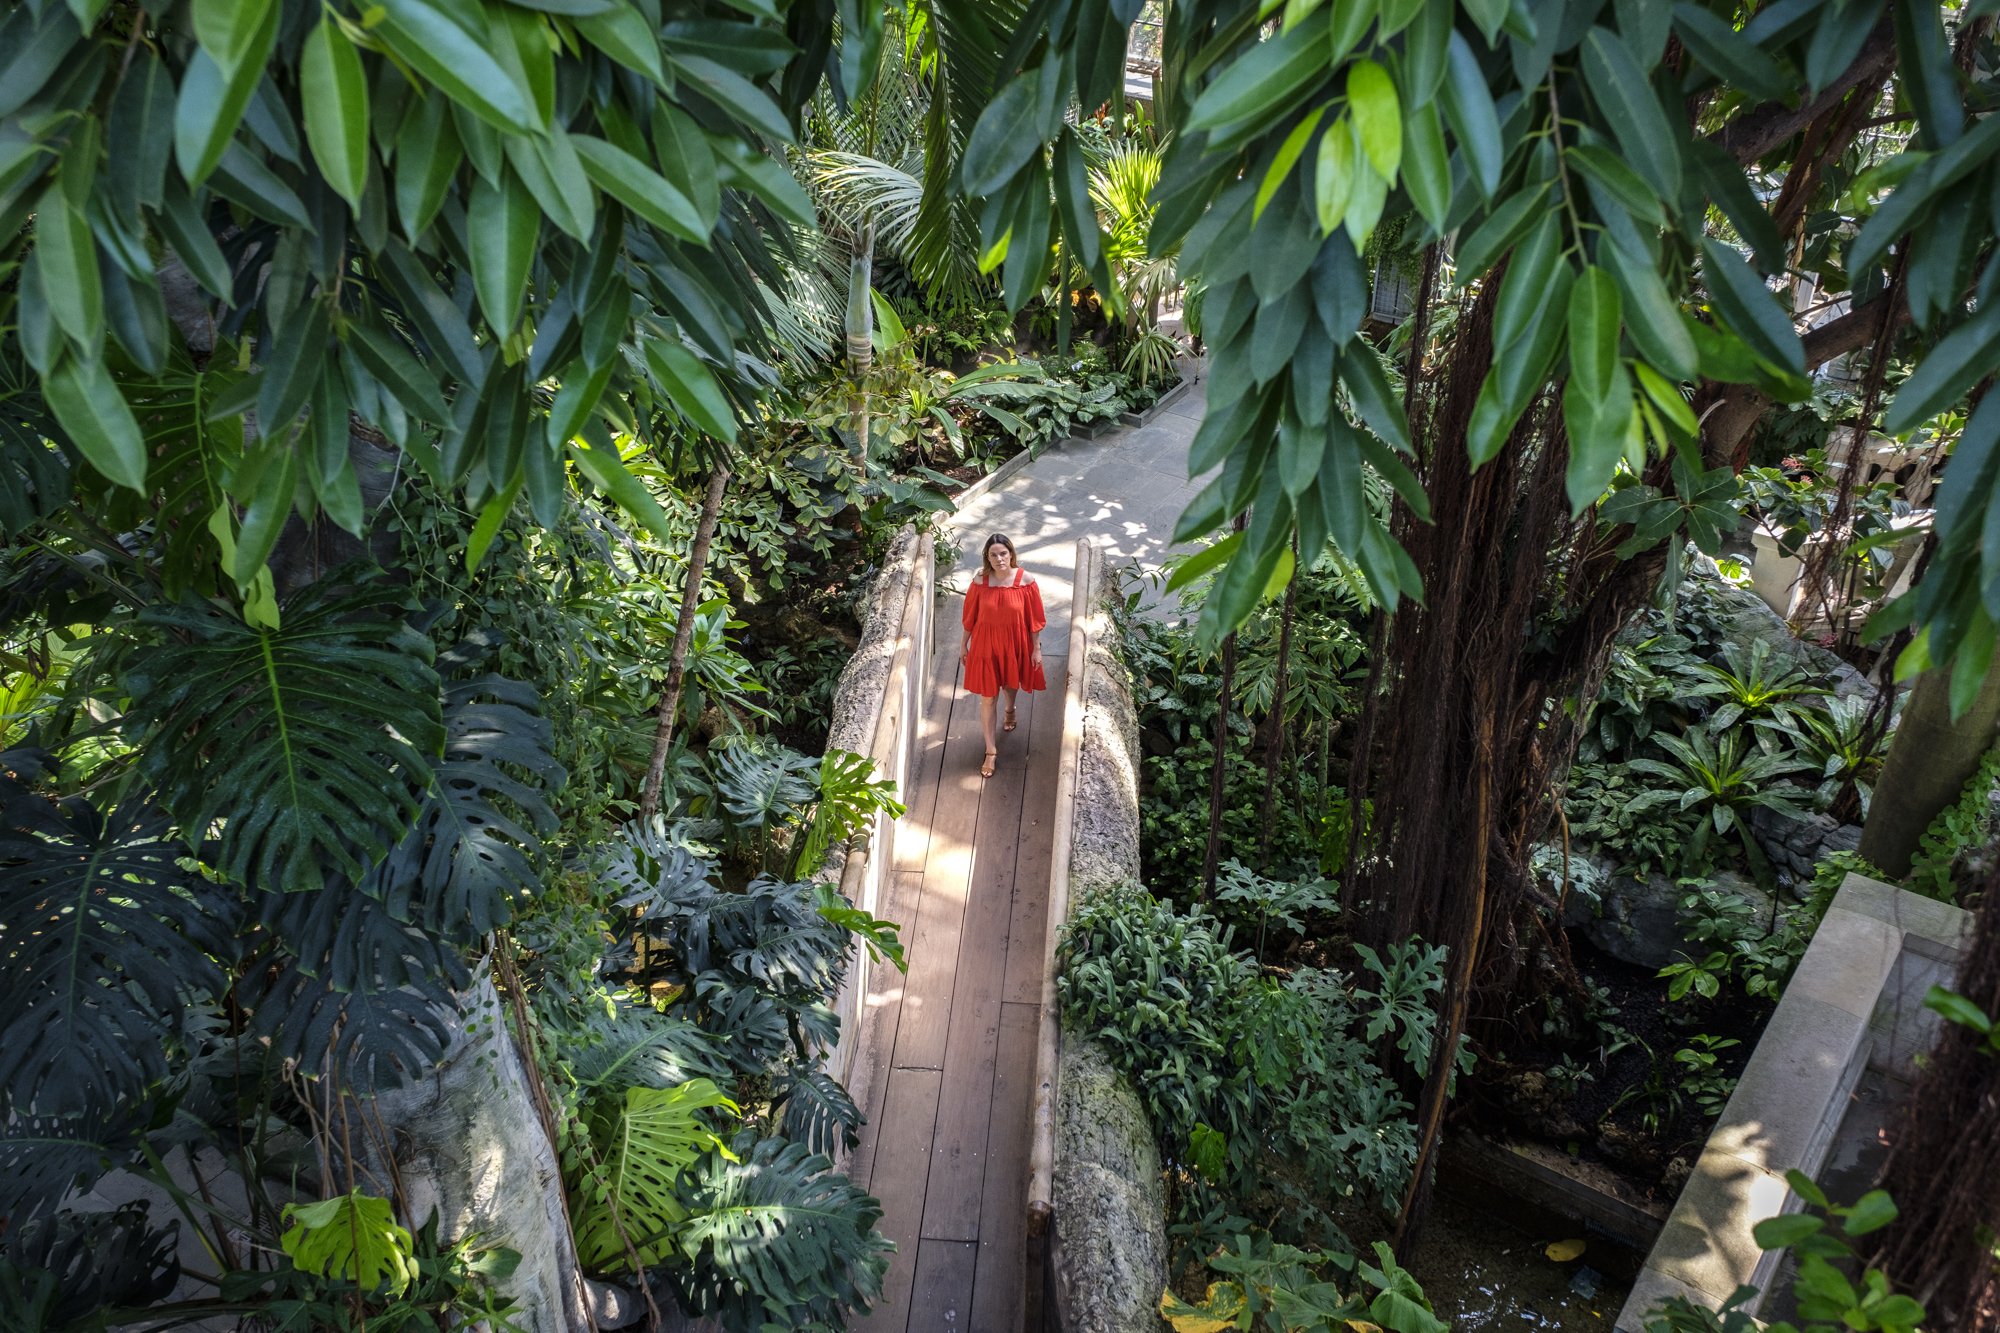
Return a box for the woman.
[960,533,1047,778]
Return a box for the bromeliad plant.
[1778,695,1889,820]
[1621,726,1814,882]
[1699,640,1831,735]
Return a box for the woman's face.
[986,542,1013,575]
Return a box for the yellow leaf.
[1345,1322,1384,1332]
[1160,1281,1249,1332]
[1545,1238,1587,1262]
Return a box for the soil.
[1467,934,1775,1204]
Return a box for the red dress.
[962,569,1048,696]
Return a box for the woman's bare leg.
[1002,686,1020,731]
[979,694,998,757]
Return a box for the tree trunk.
[1202,628,1237,899]
[639,465,731,821]
[1257,557,1297,872]
[1859,658,2000,877]
[1868,875,2000,1329]
[352,970,594,1333]
[845,223,875,461]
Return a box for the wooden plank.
[971,1000,1039,1333]
[919,689,1031,1242]
[892,674,987,1071]
[853,1066,944,1331]
[848,869,928,1193]
[1004,654,1066,1005]
[906,1239,979,1333]
[892,663,958,874]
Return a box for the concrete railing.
[1614,874,1971,1330]
[1026,537,1104,1330]
[820,524,935,1092]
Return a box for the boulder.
[1053,1037,1169,1333]
[1561,863,1775,969]
[1748,805,1863,881]
[1706,577,1875,702]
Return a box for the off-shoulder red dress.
[962,569,1048,697]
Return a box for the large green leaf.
[571,1080,739,1271]
[374,0,540,134]
[1699,238,1805,377]
[0,784,236,1122]
[281,1191,418,1297]
[670,1134,891,1328]
[468,168,540,335]
[300,17,370,209]
[1580,27,1681,200]
[41,351,147,492]
[121,576,445,894]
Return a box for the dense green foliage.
[1059,878,1449,1275]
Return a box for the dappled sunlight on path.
[842,369,1206,1331]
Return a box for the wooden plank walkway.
[850,634,1065,1333]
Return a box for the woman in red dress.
[960,533,1047,778]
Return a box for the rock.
[585,1278,647,1329]
[1071,551,1143,892]
[1705,577,1875,702]
[1562,864,1774,969]
[1053,1037,1169,1333]
[1748,806,1857,880]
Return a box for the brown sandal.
[981,750,997,778]
[1003,705,1018,732]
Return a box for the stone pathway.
[845,371,1208,1331]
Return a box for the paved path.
[846,371,1208,1331]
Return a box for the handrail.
[1024,537,1100,1330]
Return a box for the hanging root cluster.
[1869,857,2000,1331]
[1346,269,1688,1246]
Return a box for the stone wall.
[1048,542,1168,1333]
[1613,875,1970,1330]
[818,523,932,1095]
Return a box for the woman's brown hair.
[982,533,1018,579]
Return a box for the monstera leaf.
[712,741,819,834]
[774,1069,864,1156]
[565,1002,727,1092]
[280,1191,417,1296]
[678,877,850,1000]
[0,788,237,1120]
[0,1114,145,1226]
[0,1203,180,1332]
[669,1134,891,1330]
[0,354,71,540]
[121,575,444,894]
[256,874,470,994]
[372,673,566,945]
[240,963,456,1091]
[603,819,717,924]
[570,1079,739,1273]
